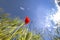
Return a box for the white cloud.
[41,0,60,33]
[52,0,60,24]
[44,8,58,29]
[53,27,57,29]
[53,11,60,23]
[49,29,51,31]
[20,6,25,10]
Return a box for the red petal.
[25,16,30,24]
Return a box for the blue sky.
[0,0,58,40]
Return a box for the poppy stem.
[8,22,25,39]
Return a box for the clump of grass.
[0,13,42,40]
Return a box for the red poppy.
[25,16,30,24]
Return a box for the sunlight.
[52,0,60,24]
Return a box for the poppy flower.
[25,16,30,24]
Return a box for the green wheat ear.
[0,13,42,40]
